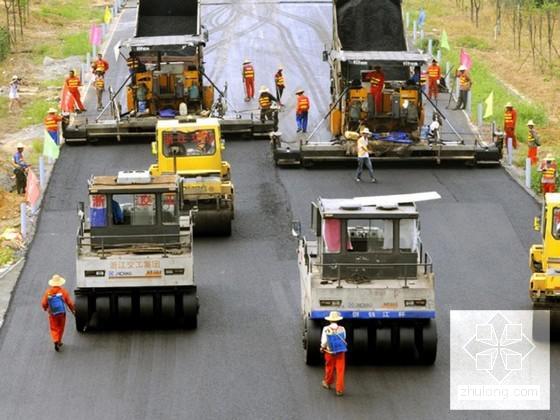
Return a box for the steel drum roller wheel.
[74,295,89,332]
[304,318,322,366]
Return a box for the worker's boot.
[321,380,331,390]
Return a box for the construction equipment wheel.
[419,320,437,365]
[116,295,133,327]
[304,318,322,366]
[350,326,369,364]
[75,295,89,332]
[139,295,155,327]
[374,327,393,363]
[160,294,177,326]
[182,294,198,329]
[96,296,112,327]
[397,326,417,362]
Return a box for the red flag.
[60,84,74,113]
[25,170,41,207]
[90,24,102,46]
[460,48,472,70]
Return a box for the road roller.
[149,118,234,236]
[292,192,440,365]
[75,171,198,331]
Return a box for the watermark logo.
[450,311,549,410]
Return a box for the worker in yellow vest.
[64,70,86,112]
[453,65,472,110]
[274,66,285,105]
[94,72,105,111]
[44,108,63,145]
[539,154,557,194]
[258,86,278,123]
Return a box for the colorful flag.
[417,8,426,29]
[484,91,494,119]
[440,30,450,51]
[460,48,473,70]
[103,6,112,25]
[25,170,41,207]
[43,130,60,159]
[89,24,102,46]
[59,84,74,113]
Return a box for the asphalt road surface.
[0,2,556,419]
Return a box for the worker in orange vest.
[44,108,63,145]
[427,59,441,100]
[94,72,105,111]
[65,69,86,112]
[295,88,310,133]
[454,65,472,110]
[368,65,385,114]
[258,86,278,123]
[321,311,347,397]
[527,120,541,165]
[41,275,75,352]
[91,53,109,76]
[242,59,255,101]
[503,102,517,149]
[539,154,558,194]
[274,66,285,105]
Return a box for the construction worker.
[8,75,22,113]
[321,311,347,397]
[368,65,385,114]
[94,72,105,111]
[258,86,278,123]
[539,154,558,194]
[126,53,145,84]
[427,59,441,100]
[242,59,255,101]
[41,275,75,352]
[44,108,63,145]
[503,102,517,149]
[355,127,376,183]
[135,82,149,113]
[12,142,29,194]
[527,120,541,165]
[295,88,310,133]
[274,66,285,105]
[454,65,472,110]
[91,53,109,76]
[64,70,86,113]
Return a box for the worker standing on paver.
[274,66,285,105]
[12,142,29,194]
[454,65,471,111]
[368,65,385,114]
[539,154,558,194]
[295,89,310,133]
[94,72,105,111]
[242,59,255,101]
[355,127,376,183]
[258,86,278,123]
[41,275,75,352]
[527,120,541,165]
[321,311,347,397]
[427,59,441,100]
[91,53,109,76]
[44,108,63,145]
[65,70,86,113]
[8,75,22,113]
[503,102,517,149]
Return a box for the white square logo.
[450,310,550,410]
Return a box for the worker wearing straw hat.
[503,102,517,149]
[539,153,558,194]
[242,59,255,101]
[41,275,75,352]
[44,107,63,145]
[320,311,347,396]
[527,120,541,165]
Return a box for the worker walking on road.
[368,65,385,114]
[65,70,86,113]
[427,59,441,100]
[242,59,255,101]
[539,154,558,194]
[258,86,278,124]
[94,72,105,111]
[321,311,347,397]
[12,142,29,194]
[527,120,541,165]
[8,75,22,113]
[453,65,471,110]
[41,275,75,352]
[44,108,63,145]
[295,89,310,133]
[91,53,109,76]
[274,66,285,105]
[503,102,518,149]
[355,127,376,183]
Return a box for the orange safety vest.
[542,166,556,182]
[369,71,383,88]
[296,95,310,113]
[44,114,61,131]
[93,59,108,73]
[275,71,284,87]
[427,64,440,80]
[127,57,139,70]
[95,78,105,90]
[66,76,80,89]
[459,74,471,90]
[504,110,516,128]
[243,64,254,79]
[528,129,539,147]
[259,94,271,109]
[420,71,428,86]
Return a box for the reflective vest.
[542,166,557,183]
[275,71,284,87]
[259,94,271,109]
[528,129,540,147]
[420,71,428,86]
[428,64,440,80]
[95,78,105,90]
[44,114,61,131]
[296,95,310,113]
[459,74,471,90]
[127,57,139,70]
[93,59,108,73]
[243,64,254,79]
[66,76,80,89]
[369,71,383,88]
[504,110,516,128]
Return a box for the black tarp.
[136,0,198,37]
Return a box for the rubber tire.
[304,318,322,366]
[116,295,133,327]
[182,294,198,329]
[160,294,177,326]
[75,295,89,332]
[419,320,438,365]
[374,327,392,363]
[220,219,232,237]
[139,295,155,327]
[398,326,417,362]
[350,326,369,364]
[96,296,112,327]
